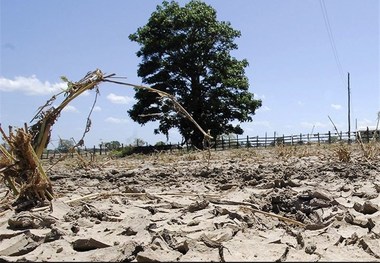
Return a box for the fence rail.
[41,127,379,159]
[212,128,378,151]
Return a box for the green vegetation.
[104,141,121,151]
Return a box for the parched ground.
[1,143,380,262]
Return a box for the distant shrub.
[155,141,166,146]
[109,145,135,158]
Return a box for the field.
[1,142,380,261]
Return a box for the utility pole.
[348,72,351,143]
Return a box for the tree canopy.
[128,0,262,148]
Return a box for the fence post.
[256,136,259,148]
[366,127,370,143]
[300,133,302,144]
[222,137,225,150]
[317,133,320,145]
[214,137,217,151]
[265,132,267,148]
[246,135,249,148]
[228,137,231,149]
[46,150,49,159]
[291,134,293,145]
[236,135,239,149]
[328,131,331,144]
[273,132,276,146]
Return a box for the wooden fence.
[212,128,378,151]
[41,127,379,159]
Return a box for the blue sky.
[1,0,379,148]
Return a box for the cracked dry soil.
[1,144,380,262]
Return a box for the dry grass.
[332,143,351,162]
[358,139,379,160]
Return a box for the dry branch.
[103,79,213,142]
[239,206,306,227]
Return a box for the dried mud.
[1,144,380,262]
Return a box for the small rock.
[341,185,351,192]
[187,200,209,213]
[187,220,200,226]
[118,226,138,236]
[175,240,189,254]
[71,224,80,234]
[353,202,363,213]
[220,184,236,190]
[305,244,316,254]
[72,238,111,252]
[353,201,379,215]
[110,169,119,175]
[362,201,379,214]
[44,227,66,243]
[312,190,331,201]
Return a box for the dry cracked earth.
[1,143,380,262]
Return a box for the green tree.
[105,141,121,150]
[128,0,262,148]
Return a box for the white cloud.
[253,120,271,128]
[62,105,78,113]
[92,106,102,112]
[81,90,91,96]
[105,117,129,124]
[106,93,135,105]
[0,75,67,95]
[331,104,342,110]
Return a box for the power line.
[319,0,345,86]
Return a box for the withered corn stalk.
[30,69,109,158]
[0,70,107,209]
[0,126,53,208]
[0,69,213,210]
